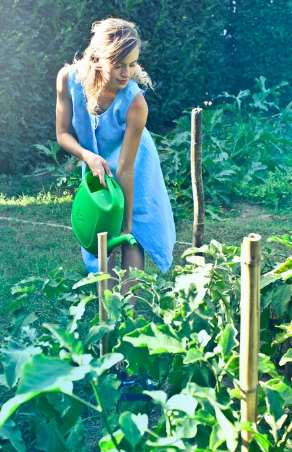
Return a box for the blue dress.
[68,66,176,273]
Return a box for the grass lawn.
[1,172,292,340]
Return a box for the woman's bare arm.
[56,66,112,188]
[116,92,148,233]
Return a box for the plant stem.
[91,378,121,451]
[68,392,101,413]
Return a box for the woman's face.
[100,46,139,93]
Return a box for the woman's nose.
[121,66,129,78]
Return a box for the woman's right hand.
[85,152,113,188]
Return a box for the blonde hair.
[74,18,152,115]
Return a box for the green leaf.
[214,406,238,452]
[123,322,185,354]
[143,390,167,405]
[217,324,239,356]
[11,277,46,294]
[101,290,123,322]
[98,429,124,451]
[41,393,83,435]
[36,418,70,452]
[269,284,292,317]
[258,354,278,378]
[9,308,38,337]
[209,423,226,450]
[264,378,292,405]
[175,417,198,439]
[268,234,292,249]
[43,324,83,356]
[166,394,198,416]
[159,294,177,311]
[119,412,148,447]
[184,348,204,364]
[1,340,42,388]
[90,353,124,377]
[272,323,292,345]
[279,349,292,366]
[195,409,216,426]
[0,419,26,452]
[264,385,285,421]
[253,432,273,451]
[0,354,91,427]
[69,294,96,333]
[260,273,280,289]
[85,320,116,348]
[65,417,88,452]
[72,272,110,289]
[273,257,292,275]
[98,374,121,411]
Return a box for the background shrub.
[1,0,291,173]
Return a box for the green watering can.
[71,171,138,254]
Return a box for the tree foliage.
[1,0,291,172]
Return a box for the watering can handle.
[105,173,119,205]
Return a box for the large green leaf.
[0,354,91,427]
[123,323,185,354]
[119,412,148,447]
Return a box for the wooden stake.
[190,108,205,248]
[98,232,108,356]
[240,233,261,451]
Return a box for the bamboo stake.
[98,232,108,356]
[190,108,205,248]
[240,233,261,452]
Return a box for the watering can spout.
[107,234,138,252]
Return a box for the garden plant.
[1,233,292,451]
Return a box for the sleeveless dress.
[68,66,176,274]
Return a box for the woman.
[56,18,175,285]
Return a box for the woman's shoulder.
[57,65,75,90]
[56,65,71,96]
[57,64,72,79]
[126,85,148,128]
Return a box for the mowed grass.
[1,173,292,339]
